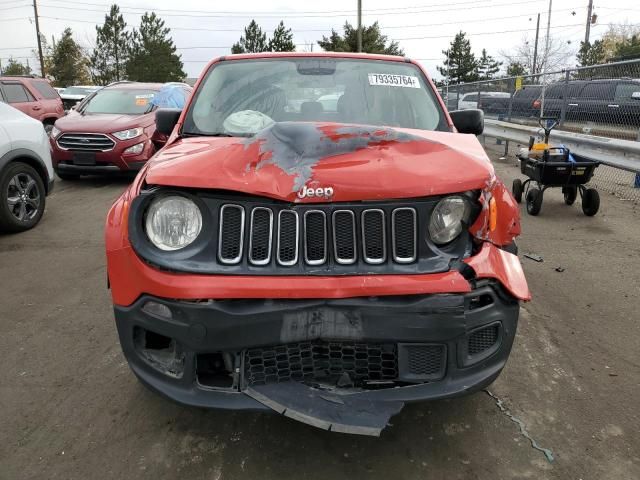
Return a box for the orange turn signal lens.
[489,197,497,232]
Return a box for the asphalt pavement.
[1,146,639,480]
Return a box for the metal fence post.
[559,70,570,127]
[504,78,515,156]
[636,129,640,189]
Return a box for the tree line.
[2,8,639,87]
[1,4,185,86]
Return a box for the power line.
[35,0,506,16]
[37,0,539,18]
[0,3,31,9]
[29,5,585,31]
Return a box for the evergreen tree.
[90,4,131,85]
[476,49,502,80]
[577,40,607,66]
[49,28,91,86]
[1,58,31,76]
[126,12,186,82]
[269,21,295,52]
[231,20,269,54]
[317,22,403,55]
[506,61,528,76]
[613,34,640,61]
[437,32,478,84]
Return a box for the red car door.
[1,81,41,120]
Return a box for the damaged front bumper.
[114,280,519,435]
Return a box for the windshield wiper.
[182,132,248,138]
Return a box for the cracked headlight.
[428,196,470,245]
[145,195,202,251]
[112,127,143,140]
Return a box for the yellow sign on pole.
[515,76,523,91]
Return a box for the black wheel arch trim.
[0,148,52,194]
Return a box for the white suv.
[0,102,54,232]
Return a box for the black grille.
[218,205,244,264]
[244,342,398,387]
[333,210,356,264]
[304,211,327,264]
[397,344,446,382]
[214,204,420,269]
[392,208,417,263]
[406,345,445,375]
[362,209,385,263]
[249,208,272,264]
[468,325,499,355]
[277,211,298,265]
[57,133,115,152]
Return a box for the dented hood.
[144,122,494,202]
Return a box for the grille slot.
[277,210,299,266]
[57,133,115,152]
[398,344,446,382]
[332,210,356,264]
[362,209,386,264]
[218,205,245,264]
[244,341,398,387]
[392,207,417,263]
[468,325,499,356]
[304,210,327,265]
[249,207,273,265]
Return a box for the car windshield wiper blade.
[182,132,249,138]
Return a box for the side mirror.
[155,108,182,136]
[449,109,484,135]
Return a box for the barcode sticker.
[368,73,420,88]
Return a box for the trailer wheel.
[581,188,600,216]
[526,188,543,216]
[562,186,577,206]
[512,179,523,203]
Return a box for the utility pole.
[357,0,362,53]
[32,0,45,77]
[540,0,552,116]
[584,0,594,44]
[532,13,540,75]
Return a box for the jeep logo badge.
[297,185,334,200]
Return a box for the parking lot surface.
[1,147,639,480]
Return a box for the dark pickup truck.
[540,78,640,126]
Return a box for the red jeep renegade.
[106,53,529,436]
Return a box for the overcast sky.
[0,0,638,80]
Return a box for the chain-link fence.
[442,59,640,204]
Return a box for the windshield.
[64,87,96,96]
[183,58,447,136]
[81,88,157,115]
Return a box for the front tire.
[526,188,543,216]
[0,162,46,232]
[512,179,523,203]
[581,188,600,216]
[563,186,577,205]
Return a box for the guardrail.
[483,119,640,173]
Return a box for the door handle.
[568,103,578,106]
[607,104,620,108]
[32,105,41,110]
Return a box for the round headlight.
[428,196,469,245]
[145,195,202,251]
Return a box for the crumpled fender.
[464,243,531,301]
[470,178,521,247]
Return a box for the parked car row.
[447,78,640,125]
[0,80,192,232]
